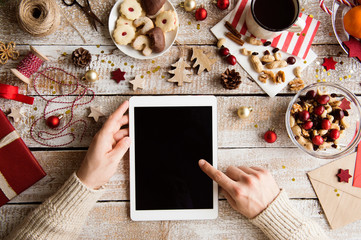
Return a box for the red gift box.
[0,109,46,207]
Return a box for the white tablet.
[129,96,218,221]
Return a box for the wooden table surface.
[1,0,361,239]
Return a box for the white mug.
[245,0,306,40]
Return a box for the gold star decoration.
[0,41,20,65]
[88,106,104,122]
[8,108,23,122]
[129,75,145,91]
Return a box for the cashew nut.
[294,66,301,78]
[265,60,287,69]
[245,37,263,46]
[240,48,252,56]
[250,55,263,73]
[217,38,226,48]
[274,52,282,61]
[261,55,275,63]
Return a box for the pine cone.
[221,68,241,89]
[72,48,92,68]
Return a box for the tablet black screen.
[134,106,213,210]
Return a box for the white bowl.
[108,0,179,59]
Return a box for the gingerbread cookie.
[113,24,136,45]
[132,35,152,56]
[134,16,154,35]
[120,0,142,20]
[155,10,178,32]
[116,16,134,28]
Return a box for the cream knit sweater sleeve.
[5,172,103,240]
[250,189,329,240]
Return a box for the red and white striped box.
[210,0,320,97]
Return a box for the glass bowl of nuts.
[285,83,361,159]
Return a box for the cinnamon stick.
[225,21,242,38]
[225,32,245,46]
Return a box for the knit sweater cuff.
[48,172,104,217]
[250,189,317,240]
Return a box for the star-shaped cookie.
[322,57,337,71]
[8,108,23,122]
[88,106,104,122]
[111,68,126,83]
[337,169,352,183]
[129,75,145,91]
[343,36,361,61]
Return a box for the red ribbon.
[0,83,34,105]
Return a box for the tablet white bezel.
[129,96,218,221]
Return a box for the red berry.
[316,95,330,105]
[227,55,237,65]
[216,0,229,10]
[305,90,316,100]
[195,7,207,21]
[329,129,340,140]
[334,109,345,120]
[303,121,313,130]
[219,47,230,56]
[264,130,277,143]
[321,119,331,130]
[298,111,310,121]
[312,135,324,146]
[314,105,325,116]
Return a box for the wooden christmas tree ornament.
[191,47,217,75]
[168,58,192,86]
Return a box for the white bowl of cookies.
[109,0,179,59]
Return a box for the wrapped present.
[0,109,46,207]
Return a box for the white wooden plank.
[1,96,359,148]
[1,200,361,239]
[0,45,356,96]
[6,148,333,203]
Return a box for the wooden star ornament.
[129,75,145,91]
[8,108,23,122]
[322,57,337,71]
[111,68,126,83]
[343,36,361,61]
[337,169,352,183]
[88,106,104,122]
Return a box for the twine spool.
[17,0,61,37]
[11,46,49,84]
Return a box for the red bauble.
[264,130,277,143]
[217,0,229,10]
[312,135,324,146]
[46,115,62,129]
[195,7,207,21]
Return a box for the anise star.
[0,41,20,65]
[322,57,337,71]
[343,36,361,61]
[337,169,352,183]
[111,68,126,83]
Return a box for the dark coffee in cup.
[252,0,299,31]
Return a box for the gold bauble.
[237,106,253,119]
[83,70,99,82]
[184,0,196,11]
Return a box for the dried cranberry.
[329,129,340,140]
[312,135,324,146]
[263,41,271,46]
[252,52,259,55]
[227,55,237,65]
[316,95,330,105]
[272,48,279,53]
[298,111,310,121]
[264,50,270,55]
[305,90,316,100]
[287,56,296,65]
[321,119,331,130]
[314,105,325,116]
[303,121,313,130]
[334,109,344,120]
[219,47,230,57]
